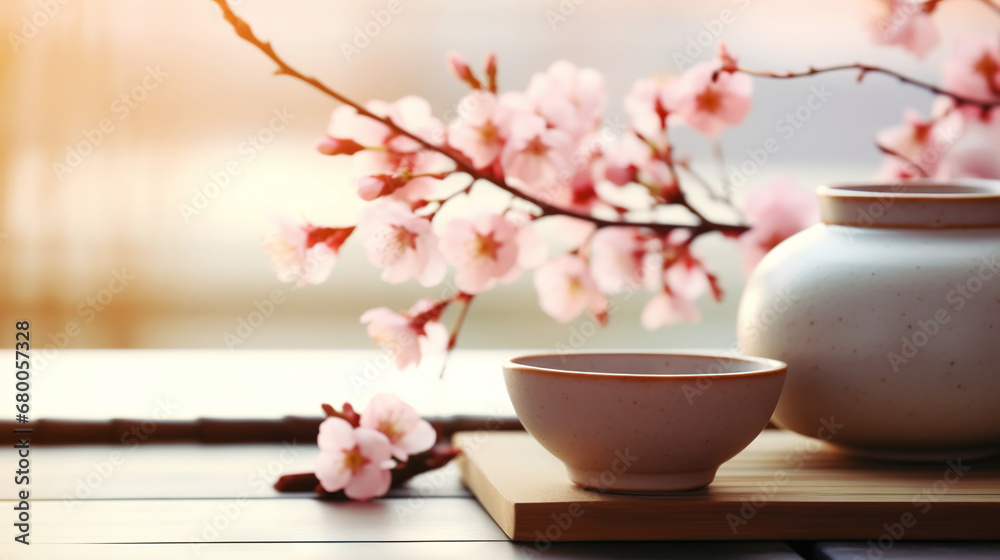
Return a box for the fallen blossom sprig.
[211,0,1000,370]
[274,394,459,501]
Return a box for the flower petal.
[354,426,394,465]
[315,449,351,493]
[344,463,393,501]
[317,417,356,450]
[398,418,437,457]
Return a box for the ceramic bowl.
[502,352,787,492]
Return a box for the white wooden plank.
[0,444,467,500]
[9,541,806,560]
[21,498,506,544]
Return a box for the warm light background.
[0,0,991,356]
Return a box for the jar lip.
[818,179,1000,200]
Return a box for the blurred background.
[0,0,992,358]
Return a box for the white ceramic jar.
[738,180,1000,460]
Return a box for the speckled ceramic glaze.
[502,352,786,492]
[738,180,1000,461]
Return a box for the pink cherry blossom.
[664,257,710,301]
[667,53,753,138]
[505,212,549,274]
[440,213,519,294]
[869,0,940,58]
[875,102,963,177]
[739,177,820,275]
[874,156,924,181]
[539,160,604,213]
[590,227,649,292]
[264,218,353,286]
[367,95,447,151]
[316,417,395,501]
[640,231,713,330]
[326,105,392,148]
[624,77,672,140]
[331,97,453,202]
[602,99,677,201]
[601,157,638,188]
[600,135,679,203]
[564,168,602,212]
[448,92,511,169]
[354,150,454,203]
[943,35,1000,109]
[934,114,1000,179]
[359,200,446,287]
[600,132,654,187]
[666,250,718,303]
[360,393,437,461]
[500,114,573,191]
[641,292,700,330]
[526,60,607,139]
[936,146,1000,179]
[534,254,607,323]
[360,300,449,370]
[636,158,682,204]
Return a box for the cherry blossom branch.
[447,293,473,351]
[439,293,474,379]
[676,158,735,207]
[710,140,730,197]
[737,64,999,111]
[209,0,748,237]
[877,144,931,177]
[274,445,461,496]
[631,130,720,226]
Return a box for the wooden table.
[3,350,999,558]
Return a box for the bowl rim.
[502,351,787,379]
[817,179,1000,200]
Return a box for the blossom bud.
[717,43,739,74]
[358,176,388,201]
[306,226,355,252]
[484,52,497,92]
[315,135,365,156]
[605,163,636,187]
[446,50,482,89]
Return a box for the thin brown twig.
[632,130,711,224]
[710,139,730,199]
[209,0,748,237]
[446,294,473,351]
[676,159,735,208]
[424,177,477,220]
[876,143,931,177]
[440,294,474,379]
[737,64,999,111]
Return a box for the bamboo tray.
[453,430,1000,541]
